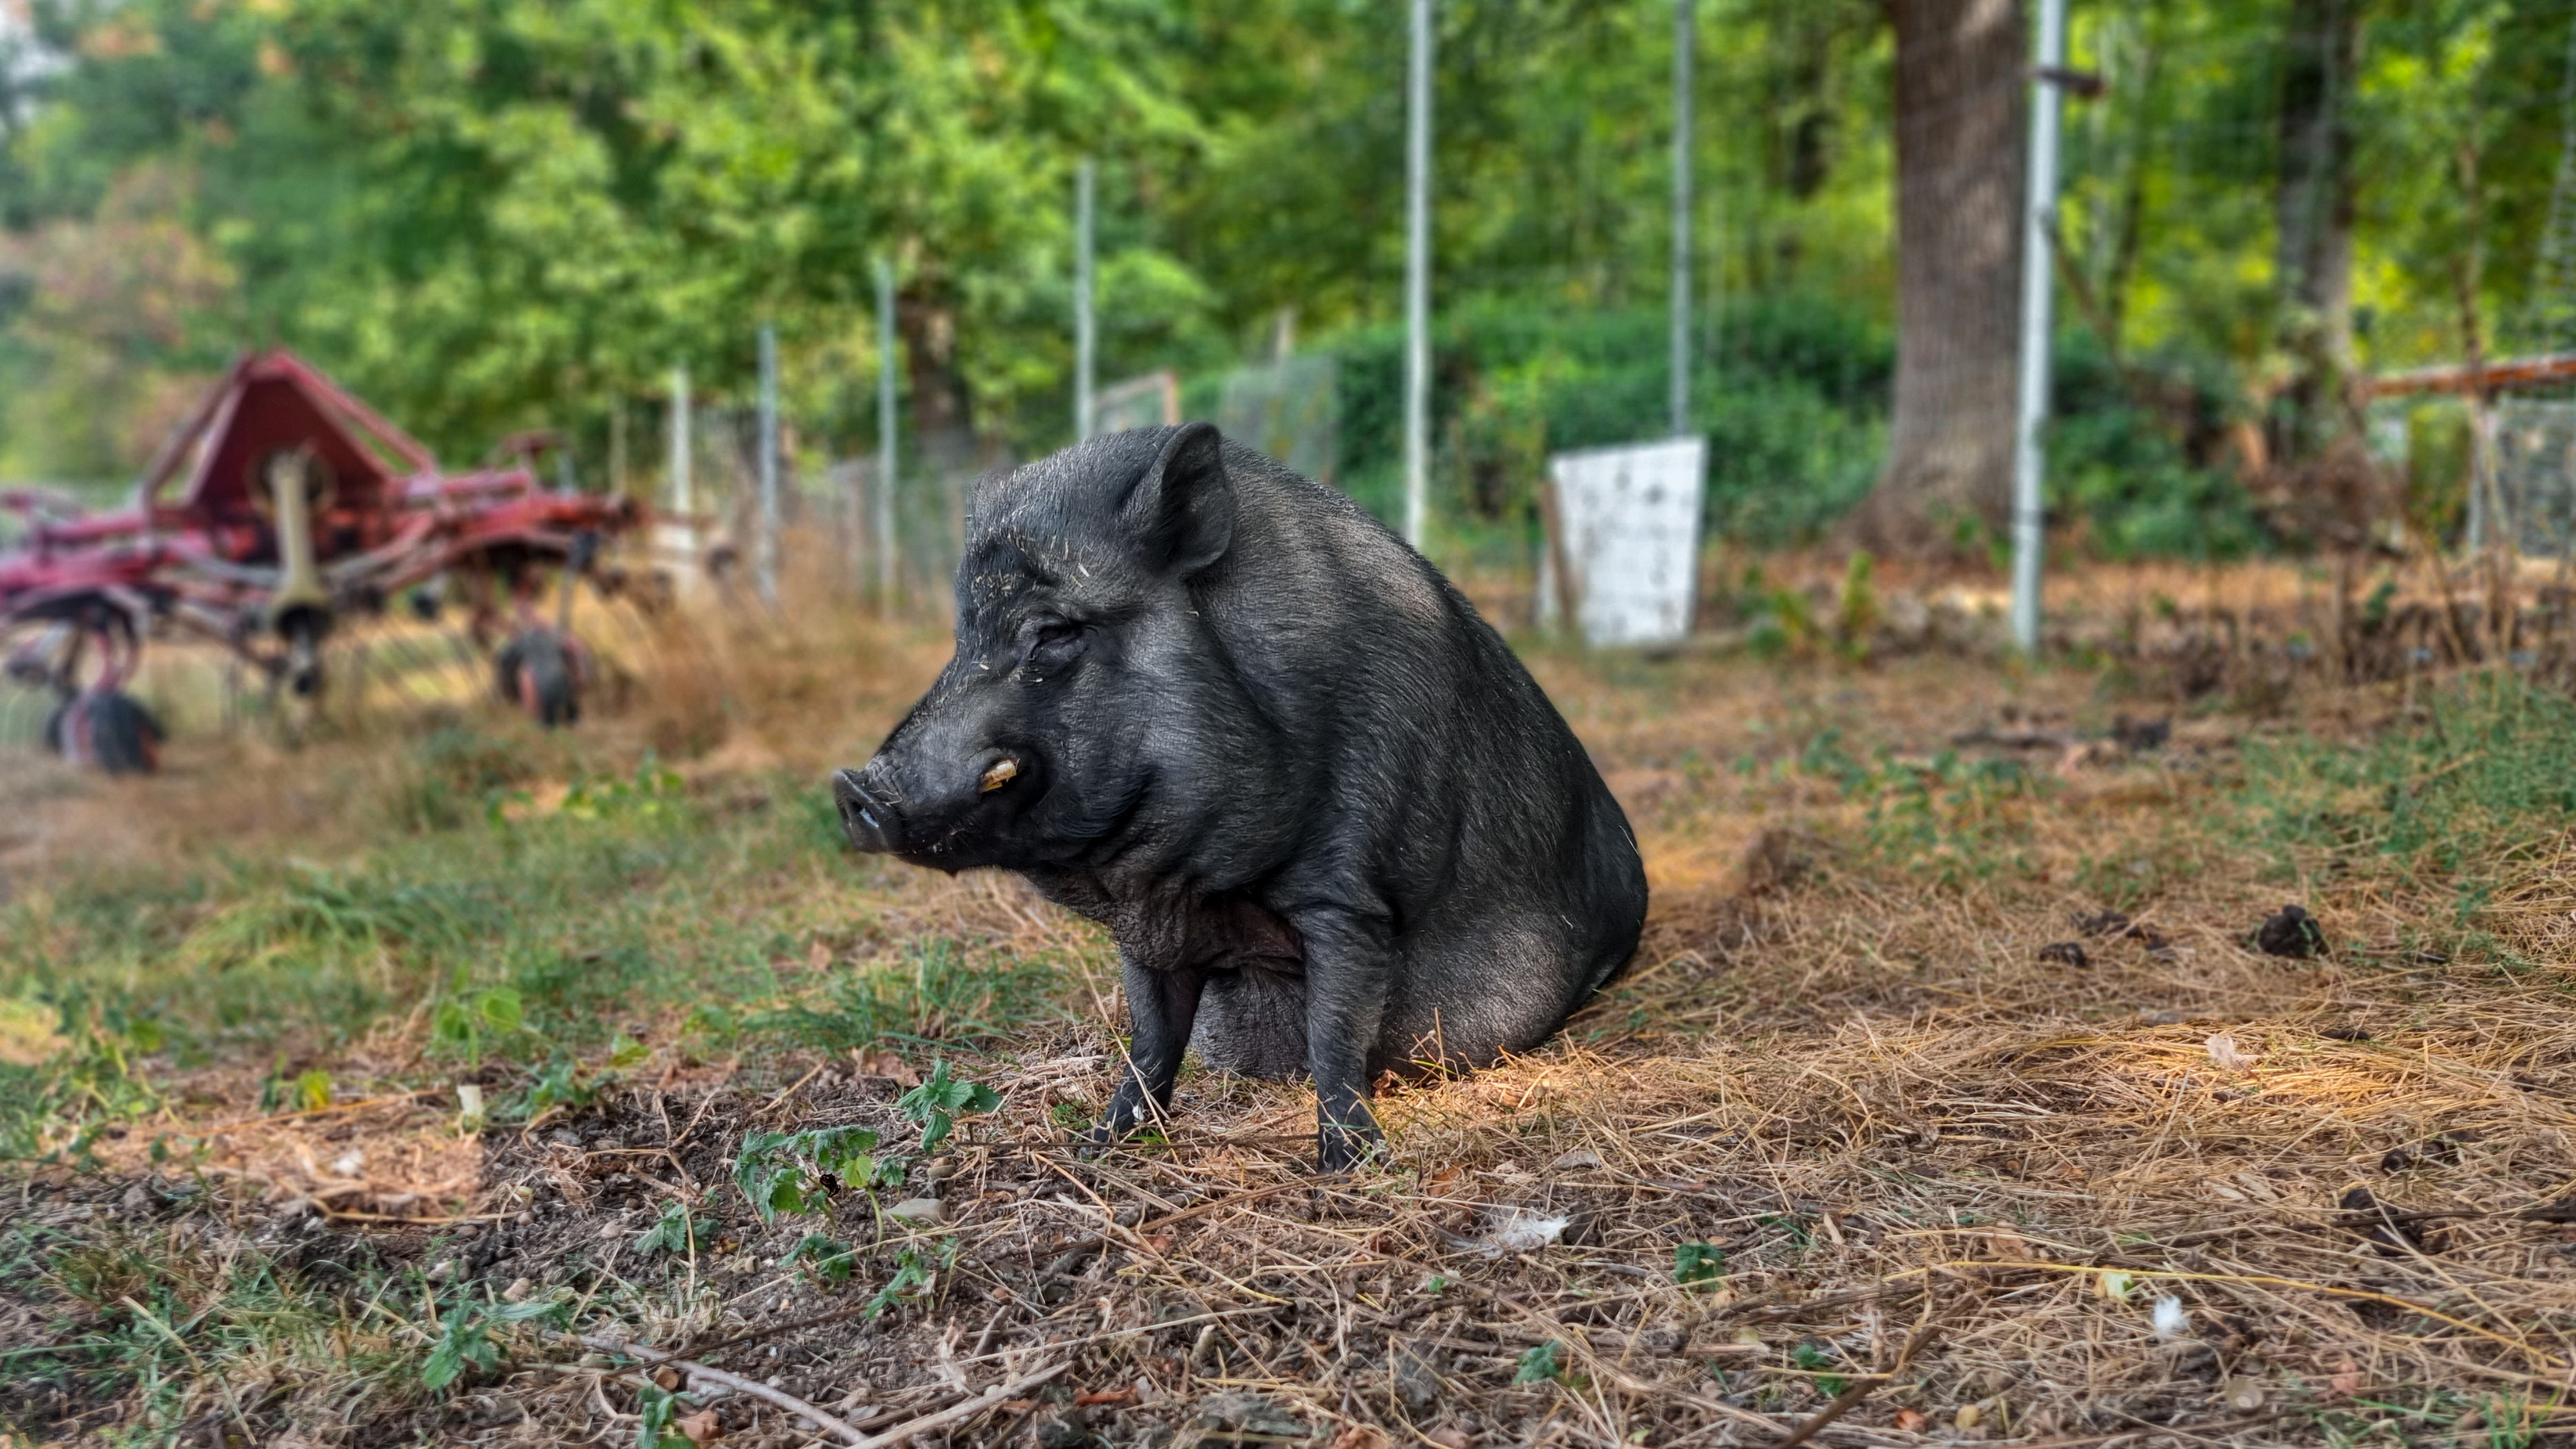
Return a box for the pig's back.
[1211,445,1648,1071]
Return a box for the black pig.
[833,424,1645,1171]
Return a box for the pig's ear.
[1119,422,1234,576]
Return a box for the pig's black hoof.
[1315,1128,1386,1175]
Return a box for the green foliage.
[898,1059,1002,1155]
[634,1201,704,1258]
[420,1300,500,1391]
[789,1232,858,1283]
[390,726,543,833]
[1801,732,2043,887]
[748,940,1064,1057]
[731,1124,892,1225]
[1331,297,1890,548]
[430,987,525,1066]
[1790,1340,1847,1399]
[865,1244,943,1320]
[2047,336,2260,561]
[731,1064,993,1225]
[1674,1242,1727,1286]
[559,760,685,823]
[1514,1339,1566,1385]
[2241,676,2576,934]
[7,0,2535,553]
[518,1057,604,1121]
[422,1289,572,1390]
[632,1381,697,1449]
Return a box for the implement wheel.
[46,688,165,775]
[494,628,583,728]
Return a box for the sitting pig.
[834,423,1646,1171]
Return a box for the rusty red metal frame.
[1,348,643,698]
[2360,352,2576,400]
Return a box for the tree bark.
[1847,0,2027,559]
[897,290,977,471]
[2273,0,2360,460]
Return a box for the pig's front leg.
[1095,953,1207,1145]
[1301,913,1392,1173]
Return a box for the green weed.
[2241,675,2576,947]
[748,940,1065,1057]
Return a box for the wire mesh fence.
[2494,399,2576,561]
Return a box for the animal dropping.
[832,424,1647,1172]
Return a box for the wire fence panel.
[1218,355,1339,485]
[1093,371,1180,435]
[2495,399,2576,560]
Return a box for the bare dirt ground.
[7,558,2576,1448]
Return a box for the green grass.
[2241,674,2576,949]
[0,729,1089,1165]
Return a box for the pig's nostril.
[831,769,898,851]
[979,758,1019,793]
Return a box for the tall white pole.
[756,321,780,607]
[875,258,899,614]
[2010,0,2067,654]
[668,363,690,515]
[1402,0,1433,549]
[1075,158,1097,442]
[1670,0,1694,437]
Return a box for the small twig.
[759,1063,829,1118]
[1026,1177,1318,1263]
[673,1303,880,1365]
[670,1068,736,1148]
[183,1090,441,1138]
[950,1305,1281,1366]
[846,1362,1069,1448]
[322,1208,514,1227]
[1771,1313,1942,1449]
[576,1334,869,1445]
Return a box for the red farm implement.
[0,349,653,771]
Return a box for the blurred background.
[0,0,2564,591]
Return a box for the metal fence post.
[1402,0,1433,549]
[1075,158,1097,443]
[876,258,900,615]
[1670,0,1694,438]
[2010,0,2067,654]
[756,321,780,607]
[668,364,690,516]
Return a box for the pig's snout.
[832,768,904,853]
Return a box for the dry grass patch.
[7,583,2576,1447]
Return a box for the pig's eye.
[1020,619,1087,675]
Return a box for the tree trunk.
[2273,0,2359,460]
[897,291,977,471]
[1847,0,2027,558]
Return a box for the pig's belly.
[1378,920,1591,1074]
[1190,963,1310,1080]
[1183,925,1601,1081]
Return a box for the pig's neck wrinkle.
[1020,871,1302,974]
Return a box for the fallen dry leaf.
[1073,1387,1138,1408]
[1426,1429,1474,1449]
[1893,1408,1928,1432]
[2205,1032,2253,1073]
[1329,1427,1389,1449]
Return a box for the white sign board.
[1545,436,1706,647]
